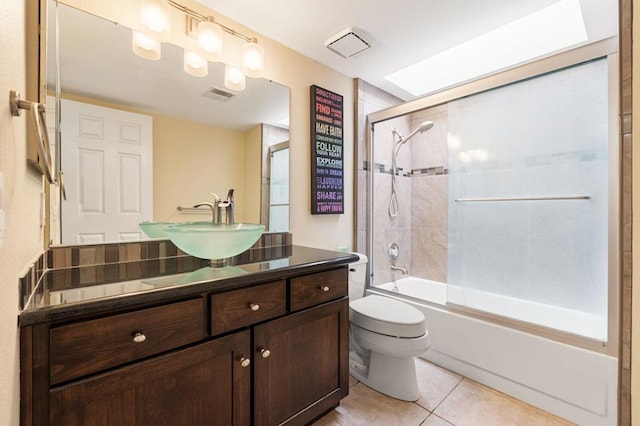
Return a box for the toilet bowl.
[348,254,430,401]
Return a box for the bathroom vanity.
[19,245,357,426]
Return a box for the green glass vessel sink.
[139,221,174,239]
[164,222,265,260]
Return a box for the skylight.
[384,0,588,97]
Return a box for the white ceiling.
[49,1,289,131]
[50,0,617,130]
[195,0,618,101]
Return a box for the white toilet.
[348,253,430,401]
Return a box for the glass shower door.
[446,58,610,340]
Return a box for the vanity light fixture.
[139,0,172,42]
[184,50,208,77]
[242,38,265,78]
[225,65,246,91]
[132,31,162,60]
[197,18,223,62]
[132,0,265,90]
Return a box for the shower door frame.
[365,36,620,355]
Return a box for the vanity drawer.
[50,298,205,385]
[210,280,286,335]
[290,268,348,312]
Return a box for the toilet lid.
[350,295,426,338]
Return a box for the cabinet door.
[49,330,251,426]
[254,299,349,426]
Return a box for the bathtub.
[369,277,618,426]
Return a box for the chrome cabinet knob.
[260,348,271,358]
[250,303,260,311]
[320,286,330,292]
[132,332,146,343]
[240,357,251,368]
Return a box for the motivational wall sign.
[310,85,344,215]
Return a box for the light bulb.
[197,19,223,62]
[225,65,246,91]
[131,30,161,60]
[139,0,172,42]
[184,50,208,77]
[242,38,264,78]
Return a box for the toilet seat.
[350,295,426,338]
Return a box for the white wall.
[253,19,354,250]
[0,1,48,424]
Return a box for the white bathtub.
[370,277,618,426]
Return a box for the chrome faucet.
[217,189,235,224]
[193,201,218,223]
[390,265,409,275]
[193,189,235,224]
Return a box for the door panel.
[60,99,152,244]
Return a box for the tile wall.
[354,79,449,285]
[19,232,293,310]
[353,79,402,278]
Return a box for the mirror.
[46,0,290,245]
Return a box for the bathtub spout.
[391,265,409,275]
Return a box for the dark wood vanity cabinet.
[49,330,251,426]
[21,266,350,426]
[254,299,349,426]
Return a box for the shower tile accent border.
[365,160,448,178]
[411,166,448,176]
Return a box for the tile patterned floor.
[313,358,574,426]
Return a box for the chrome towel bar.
[9,90,55,184]
[454,195,591,202]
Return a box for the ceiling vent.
[324,28,371,59]
[202,86,235,102]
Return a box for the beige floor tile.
[434,379,549,426]
[544,414,576,426]
[313,383,429,426]
[415,358,463,411]
[313,411,342,426]
[349,375,359,388]
[422,413,454,425]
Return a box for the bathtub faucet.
[390,265,409,275]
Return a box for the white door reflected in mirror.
[60,99,153,244]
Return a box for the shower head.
[403,120,434,144]
[388,120,433,218]
[393,120,434,145]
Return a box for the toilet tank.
[348,253,368,301]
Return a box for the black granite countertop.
[19,245,359,327]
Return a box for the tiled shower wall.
[409,106,449,283]
[354,79,450,285]
[354,79,402,260]
[371,112,412,284]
